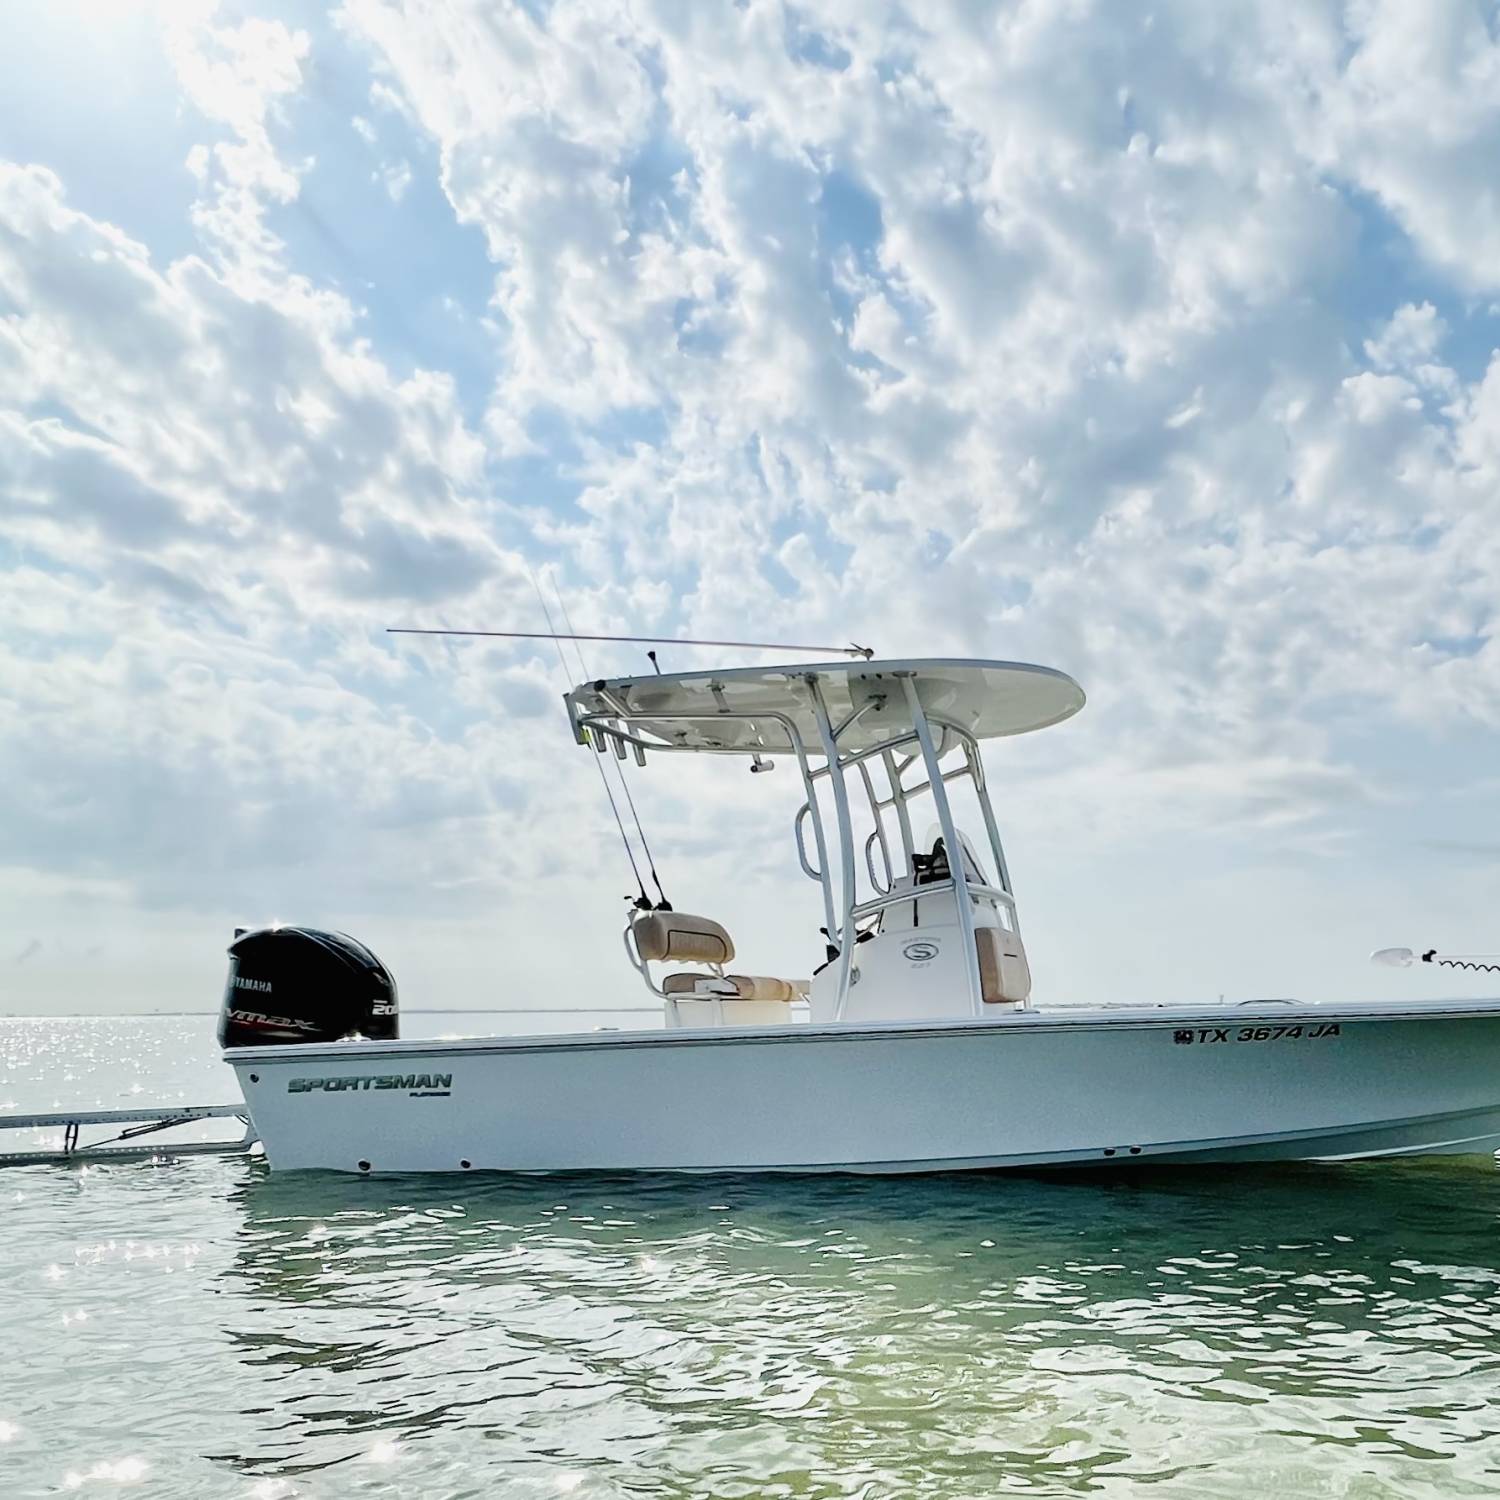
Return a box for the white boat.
[219,656,1500,1174]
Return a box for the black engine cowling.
[220,926,399,1048]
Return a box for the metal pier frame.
[0,1104,257,1167]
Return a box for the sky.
[2,0,1500,1016]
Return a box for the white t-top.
[566,658,1085,755]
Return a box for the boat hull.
[226,1001,1500,1174]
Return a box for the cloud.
[1365,302,1447,372]
[1318,0,1500,293]
[0,154,534,933]
[379,158,412,201]
[170,11,313,274]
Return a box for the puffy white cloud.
[1318,0,1500,293]
[1365,302,1447,372]
[171,11,313,275]
[0,153,545,975]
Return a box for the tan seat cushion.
[632,910,735,965]
[662,973,805,1002]
[727,975,806,1003]
[977,925,1032,1005]
[661,971,718,995]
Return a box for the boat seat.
[661,973,807,1003]
[631,910,734,965]
[976,925,1031,1005]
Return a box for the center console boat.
[218,657,1500,1174]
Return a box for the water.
[4,1020,1500,1497]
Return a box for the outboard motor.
[219,926,398,1048]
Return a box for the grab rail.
[849,877,1017,923]
[794,804,822,880]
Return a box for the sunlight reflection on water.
[3,1019,1500,1497]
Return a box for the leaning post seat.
[630,910,734,966]
[661,973,807,1003]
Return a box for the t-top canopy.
[566,658,1085,756]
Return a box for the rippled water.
[5,1020,1500,1497]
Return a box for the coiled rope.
[1423,950,1500,974]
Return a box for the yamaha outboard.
[219,926,398,1048]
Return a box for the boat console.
[811,834,1033,1023]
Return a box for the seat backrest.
[632,910,735,966]
[976,925,1032,1005]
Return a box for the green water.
[3,1019,1500,1497]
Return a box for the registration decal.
[1172,1023,1341,1046]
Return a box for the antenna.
[388,628,874,659]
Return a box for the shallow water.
[4,1020,1500,1497]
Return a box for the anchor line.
[524,564,651,910]
[549,575,671,911]
[1423,950,1500,974]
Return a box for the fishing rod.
[516,570,656,912]
[388,627,874,659]
[545,576,672,911]
[1371,947,1500,975]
